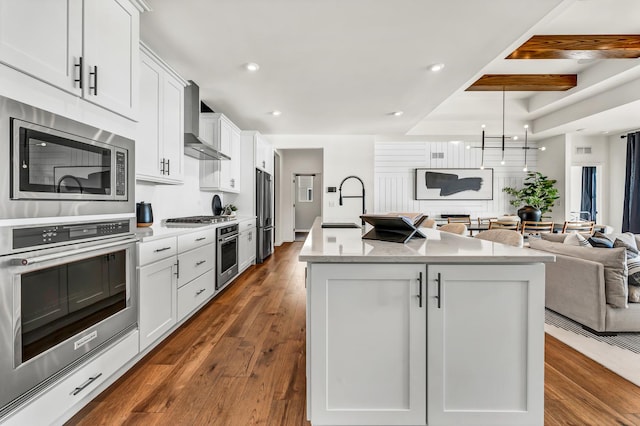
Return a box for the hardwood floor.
[68,242,640,425]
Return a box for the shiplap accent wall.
[375,141,538,218]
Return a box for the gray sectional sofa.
[530,234,640,333]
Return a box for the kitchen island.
[300,218,555,426]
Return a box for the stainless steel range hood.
[183,81,231,161]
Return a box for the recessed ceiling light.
[245,62,260,72]
[391,111,404,116]
[271,110,282,116]
[429,63,445,72]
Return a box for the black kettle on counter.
[136,201,153,227]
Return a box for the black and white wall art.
[414,168,493,200]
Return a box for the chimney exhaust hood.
[183,81,231,161]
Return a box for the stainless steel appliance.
[0,220,137,415]
[0,95,134,220]
[164,215,234,227]
[216,223,238,290]
[256,169,273,263]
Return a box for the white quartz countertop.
[134,215,256,242]
[299,218,555,264]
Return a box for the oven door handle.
[11,238,138,266]
[220,235,238,243]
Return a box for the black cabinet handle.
[154,247,171,253]
[435,272,442,309]
[74,57,83,89]
[71,373,102,396]
[417,272,423,308]
[160,159,165,175]
[166,158,170,175]
[89,65,98,95]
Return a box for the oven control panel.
[13,220,131,249]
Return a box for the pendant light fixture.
[468,88,545,169]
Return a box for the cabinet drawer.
[138,237,177,266]
[177,243,215,288]
[6,331,139,425]
[177,269,215,321]
[239,218,257,230]
[178,228,216,253]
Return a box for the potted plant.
[502,171,559,221]
[223,203,237,216]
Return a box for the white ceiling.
[140,0,640,139]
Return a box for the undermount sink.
[321,223,360,229]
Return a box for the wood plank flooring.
[68,242,640,425]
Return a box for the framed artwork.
[414,168,493,200]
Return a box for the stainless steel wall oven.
[0,95,137,416]
[216,223,238,290]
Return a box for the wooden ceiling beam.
[466,74,577,91]
[507,35,640,60]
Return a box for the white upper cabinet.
[255,133,273,175]
[0,0,142,119]
[137,43,186,184]
[0,0,82,96]
[200,113,241,193]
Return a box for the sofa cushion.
[529,239,628,308]
[589,234,615,248]
[563,232,592,247]
[614,239,640,287]
[541,233,568,243]
[630,285,640,303]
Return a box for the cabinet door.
[137,53,162,179]
[83,0,139,118]
[0,0,82,95]
[427,264,545,426]
[138,256,177,350]
[220,125,240,192]
[308,263,426,425]
[238,228,255,272]
[161,75,184,181]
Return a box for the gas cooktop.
[165,215,234,225]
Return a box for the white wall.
[136,156,226,222]
[535,134,568,223]
[269,135,375,229]
[374,140,538,218]
[608,134,628,232]
[278,149,323,242]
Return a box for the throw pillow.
[612,239,640,287]
[589,235,614,248]
[541,233,568,243]
[563,232,592,247]
[528,239,629,308]
[613,238,639,259]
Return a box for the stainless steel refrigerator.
[256,169,273,263]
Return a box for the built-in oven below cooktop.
[164,215,234,226]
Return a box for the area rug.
[545,309,640,386]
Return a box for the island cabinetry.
[137,42,187,184]
[137,236,178,350]
[0,0,142,119]
[307,263,427,426]
[427,264,545,426]
[200,113,241,193]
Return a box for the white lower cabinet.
[308,263,427,426]
[238,220,256,273]
[4,330,139,425]
[178,269,215,321]
[138,255,177,350]
[427,264,545,426]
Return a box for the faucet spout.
[338,175,366,225]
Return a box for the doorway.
[570,165,602,223]
[293,173,322,241]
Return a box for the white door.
[137,54,162,179]
[83,0,139,118]
[161,75,184,181]
[309,263,427,425]
[0,0,82,95]
[427,264,545,426]
[138,257,177,350]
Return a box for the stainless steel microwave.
[0,95,135,219]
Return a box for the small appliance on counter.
[136,201,153,227]
[212,194,223,215]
